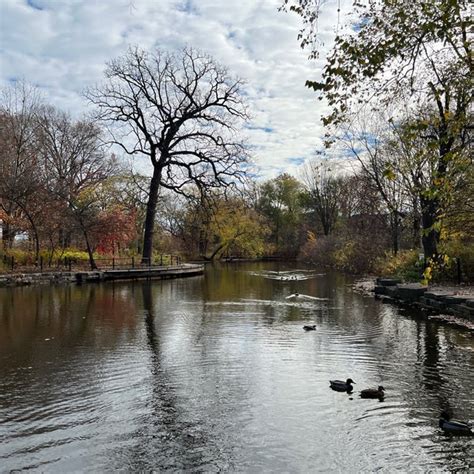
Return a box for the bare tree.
[301,157,344,236]
[0,82,43,258]
[86,47,249,263]
[36,106,114,269]
[337,109,411,255]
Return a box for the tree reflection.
[111,282,231,471]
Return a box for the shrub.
[435,240,474,283]
[3,249,33,266]
[374,241,474,284]
[300,232,385,274]
[375,249,421,281]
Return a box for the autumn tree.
[385,105,473,255]
[88,175,140,255]
[36,106,114,269]
[285,0,473,259]
[87,47,249,264]
[205,197,270,260]
[258,173,304,257]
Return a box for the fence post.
[160,254,163,266]
[457,257,462,284]
[40,256,43,272]
[11,256,14,271]
[148,256,151,267]
[132,256,135,268]
[68,258,72,272]
[112,258,115,270]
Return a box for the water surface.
[0,263,473,471]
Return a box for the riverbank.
[354,277,474,327]
[0,264,204,287]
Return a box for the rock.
[420,296,446,310]
[424,291,454,301]
[450,304,474,321]
[466,299,474,309]
[396,283,427,301]
[443,295,469,305]
[385,286,399,298]
[376,277,402,286]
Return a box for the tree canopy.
[285,0,473,260]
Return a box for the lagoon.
[0,262,472,471]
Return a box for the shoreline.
[354,277,474,328]
[0,264,204,288]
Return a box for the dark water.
[0,263,472,472]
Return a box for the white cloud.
[0,0,345,179]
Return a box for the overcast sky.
[0,0,347,179]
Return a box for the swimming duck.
[329,378,355,392]
[303,325,316,331]
[439,411,473,435]
[360,386,385,399]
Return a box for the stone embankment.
[374,278,474,323]
[0,272,77,287]
[0,264,204,288]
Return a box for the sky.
[0,0,348,179]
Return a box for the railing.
[1,254,182,273]
[95,255,182,269]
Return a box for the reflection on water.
[0,262,473,471]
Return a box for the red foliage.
[94,207,137,254]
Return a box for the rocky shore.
[373,277,474,324]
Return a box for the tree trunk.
[412,197,421,249]
[1,221,10,250]
[420,197,439,260]
[390,211,399,255]
[321,209,331,236]
[142,165,162,264]
[31,222,40,265]
[206,242,227,261]
[22,208,40,264]
[83,228,97,270]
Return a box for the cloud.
[0,0,344,180]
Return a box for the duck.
[360,386,385,399]
[303,325,316,331]
[329,378,355,392]
[439,411,473,435]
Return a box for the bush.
[300,232,337,268]
[300,232,385,274]
[436,240,474,283]
[375,249,422,281]
[0,247,93,271]
[2,248,33,266]
[374,241,474,284]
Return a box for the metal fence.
[1,254,182,273]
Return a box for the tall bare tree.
[86,47,249,263]
[301,158,344,237]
